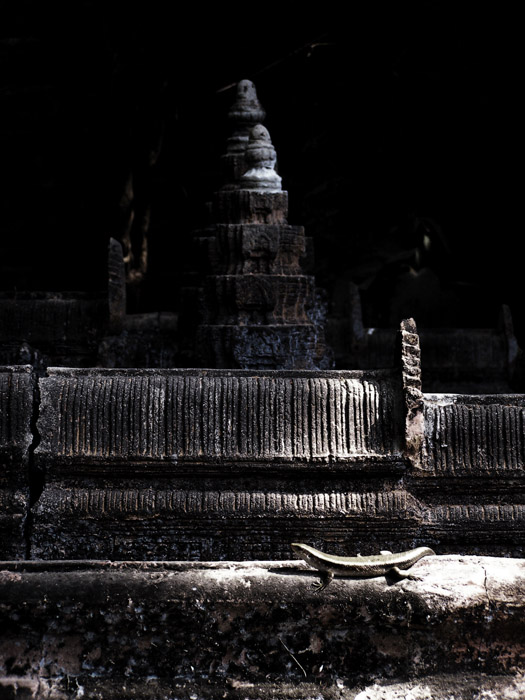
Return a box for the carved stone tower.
[196,80,332,369]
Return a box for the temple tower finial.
[240,125,282,192]
[221,79,266,185]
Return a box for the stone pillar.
[107,237,126,335]
[399,317,425,468]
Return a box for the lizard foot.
[312,572,333,592]
[312,580,328,592]
[389,566,422,582]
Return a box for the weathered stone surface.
[211,223,306,276]
[197,324,334,370]
[32,367,405,558]
[240,124,282,192]
[31,482,419,560]
[203,274,316,324]
[0,366,33,559]
[399,318,424,468]
[28,352,525,559]
[406,391,525,555]
[329,293,520,394]
[35,368,403,467]
[0,556,523,697]
[0,674,523,699]
[424,393,525,476]
[214,189,289,225]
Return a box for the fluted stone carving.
[32,365,406,559]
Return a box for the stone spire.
[221,79,266,186]
[196,81,333,370]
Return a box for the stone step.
[0,555,523,698]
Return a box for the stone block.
[214,189,288,224]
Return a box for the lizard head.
[290,542,318,566]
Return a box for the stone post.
[399,317,425,468]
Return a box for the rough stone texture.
[32,367,406,559]
[0,366,34,559]
[214,189,289,226]
[409,391,525,556]
[209,223,307,276]
[35,368,403,465]
[203,274,316,325]
[198,324,332,370]
[0,675,523,699]
[424,393,525,476]
[0,239,180,374]
[0,556,523,698]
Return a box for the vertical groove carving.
[425,399,525,473]
[38,371,401,463]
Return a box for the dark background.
[2,4,520,339]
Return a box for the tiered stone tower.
[196,81,332,369]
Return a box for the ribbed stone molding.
[424,393,525,475]
[35,368,402,468]
[0,556,523,698]
[32,367,407,559]
[0,365,34,559]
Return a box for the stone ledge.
[0,673,524,699]
[1,556,523,695]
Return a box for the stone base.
[1,556,523,697]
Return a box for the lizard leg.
[312,571,334,592]
[389,566,421,581]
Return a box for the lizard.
[290,543,436,591]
